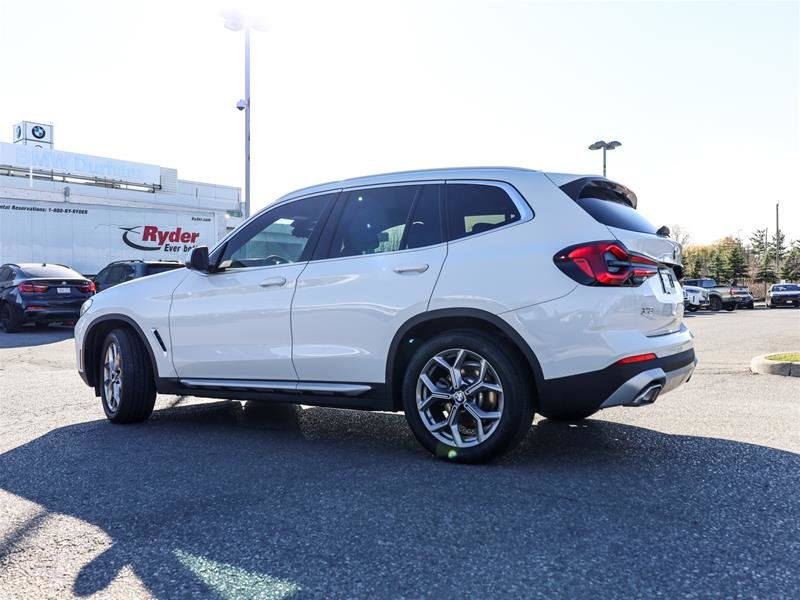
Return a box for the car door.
[169,192,337,381]
[291,183,447,384]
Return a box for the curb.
[750,354,800,377]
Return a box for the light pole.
[222,10,266,220]
[588,140,621,178]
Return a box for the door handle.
[393,264,429,274]
[259,276,287,288]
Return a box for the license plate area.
[659,269,675,294]
[57,287,71,294]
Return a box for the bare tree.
[670,224,691,247]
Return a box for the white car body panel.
[74,268,188,379]
[169,264,303,380]
[292,243,447,383]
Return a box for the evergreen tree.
[781,242,800,281]
[710,251,730,282]
[769,230,787,273]
[727,242,748,282]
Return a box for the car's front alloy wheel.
[100,328,156,424]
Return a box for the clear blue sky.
[1,0,797,245]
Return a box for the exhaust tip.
[631,383,662,406]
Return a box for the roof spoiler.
[559,177,638,209]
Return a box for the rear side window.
[574,197,656,234]
[446,184,520,241]
[329,185,418,258]
[145,264,182,276]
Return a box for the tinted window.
[145,263,183,276]
[575,197,656,234]
[223,193,334,268]
[93,268,111,285]
[20,265,83,279]
[329,186,420,258]
[403,185,443,250]
[0,267,11,282]
[446,184,520,241]
[774,285,799,292]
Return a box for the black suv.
[93,260,184,293]
[0,263,95,332]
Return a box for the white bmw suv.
[75,167,696,462]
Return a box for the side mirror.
[186,246,210,272]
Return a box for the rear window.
[145,264,183,276]
[20,265,83,279]
[560,178,656,234]
[774,285,799,292]
[574,197,657,234]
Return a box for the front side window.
[329,185,440,258]
[446,184,520,241]
[222,193,335,269]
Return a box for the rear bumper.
[22,307,81,323]
[769,296,800,305]
[538,348,696,415]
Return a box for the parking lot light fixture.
[588,140,622,177]
[222,10,267,220]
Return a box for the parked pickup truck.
[682,278,747,311]
[767,283,800,308]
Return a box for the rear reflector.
[615,353,657,365]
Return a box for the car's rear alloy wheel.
[403,331,534,463]
[416,348,504,448]
[100,328,156,424]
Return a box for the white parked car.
[682,284,710,312]
[75,167,696,462]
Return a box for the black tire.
[537,408,596,422]
[402,330,534,463]
[724,303,736,312]
[709,296,722,311]
[0,303,23,333]
[100,328,156,424]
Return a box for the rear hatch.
[20,278,93,309]
[558,177,684,335]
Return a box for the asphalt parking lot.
[1,307,799,599]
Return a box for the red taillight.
[18,283,48,294]
[615,353,657,365]
[553,241,659,287]
[79,281,96,294]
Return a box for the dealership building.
[0,121,242,275]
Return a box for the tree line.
[677,228,800,292]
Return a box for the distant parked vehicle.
[681,278,742,311]
[93,260,184,293]
[0,263,95,332]
[767,283,800,308]
[683,285,710,312]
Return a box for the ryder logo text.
[121,225,201,252]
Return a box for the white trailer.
[0,198,218,275]
[0,140,241,275]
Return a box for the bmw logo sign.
[31,125,46,139]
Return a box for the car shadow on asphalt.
[1,401,798,598]
[0,326,74,349]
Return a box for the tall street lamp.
[222,10,267,220]
[588,140,621,178]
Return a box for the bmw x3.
[75,168,696,462]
